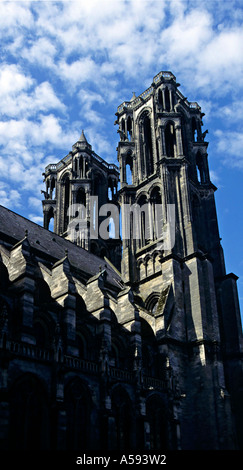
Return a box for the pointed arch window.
[63,175,70,231]
[140,318,158,377]
[76,187,86,207]
[150,187,162,241]
[139,112,154,178]
[111,388,132,451]
[146,395,167,450]
[165,122,176,157]
[196,151,206,183]
[164,87,170,112]
[65,379,92,450]
[144,115,154,176]
[50,177,56,199]
[137,195,149,248]
[108,177,114,200]
[9,375,50,450]
[125,153,133,184]
[127,115,133,140]
[46,206,54,231]
[192,117,198,142]
[94,172,106,207]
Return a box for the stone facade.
[0,71,243,451]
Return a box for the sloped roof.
[0,205,122,290]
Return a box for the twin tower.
[42,71,243,448]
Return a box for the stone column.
[160,125,166,156]
[169,89,174,111]
[162,89,166,111]
[175,125,183,157]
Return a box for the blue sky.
[0,0,243,315]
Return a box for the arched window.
[94,172,106,207]
[50,177,56,199]
[125,153,133,184]
[127,115,132,140]
[145,292,160,314]
[150,187,162,241]
[110,337,126,369]
[108,217,116,239]
[108,187,112,200]
[65,379,92,450]
[164,87,170,112]
[121,118,125,133]
[63,175,70,232]
[111,387,132,451]
[33,318,52,349]
[76,332,87,358]
[191,193,203,248]
[46,206,54,231]
[144,115,154,176]
[165,122,176,157]
[108,177,114,200]
[137,195,149,248]
[33,279,54,348]
[76,187,86,212]
[9,375,50,450]
[196,151,206,183]
[146,395,167,450]
[180,114,188,156]
[140,318,157,377]
[139,112,154,178]
[158,88,163,106]
[192,117,198,142]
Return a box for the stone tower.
[115,71,243,449]
[42,130,121,269]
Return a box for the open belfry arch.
[0,72,242,451]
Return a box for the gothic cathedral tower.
[42,130,121,270]
[116,71,243,449]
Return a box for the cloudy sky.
[0,0,243,313]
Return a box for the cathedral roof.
[0,205,122,290]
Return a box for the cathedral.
[0,71,243,451]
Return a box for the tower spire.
[79,129,88,143]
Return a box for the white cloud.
[78,89,106,126]
[0,1,33,31]
[0,64,33,96]
[159,9,213,61]
[0,64,66,118]
[21,37,57,68]
[214,129,243,168]
[0,184,21,210]
[28,196,43,212]
[58,58,99,90]
[215,100,243,123]
[196,28,243,90]
[33,82,66,113]
[0,114,74,152]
